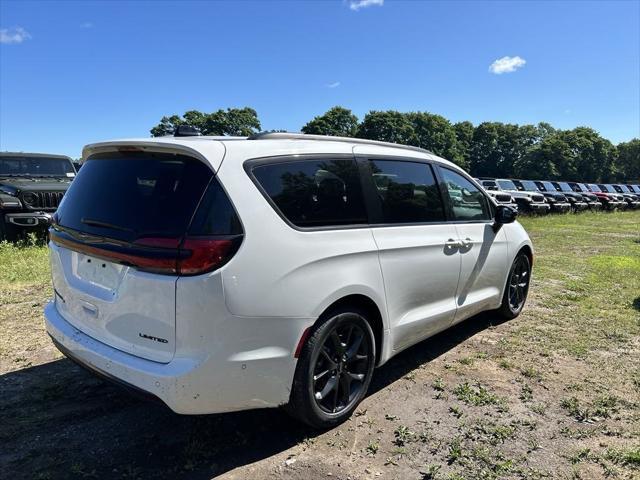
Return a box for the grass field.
[1,212,639,479]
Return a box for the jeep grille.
[21,191,65,210]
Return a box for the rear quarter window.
[251,158,367,228]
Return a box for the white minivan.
[45,132,533,428]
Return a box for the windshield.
[556,182,572,192]
[599,184,613,193]
[574,183,587,192]
[481,180,499,190]
[0,155,75,177]
[540,181,556,191]
[617,185,630,193]
[497,180,517,190]
[519,180,539,191]
[588,184,601,192]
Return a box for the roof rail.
[247,132,434,156]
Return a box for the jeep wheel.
[287,307,375,429]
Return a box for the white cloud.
[326,81,341,88]
[489,56,526,74]
[80,22,94,29]
[0,27,32,45]
[349,0,384,12]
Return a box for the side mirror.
[494,205,517,229]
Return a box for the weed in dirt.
[449,405,463,418]
[420,464,441,479]
[432,377,445,392]
[519,383,533,402]
[521,366,543,380]
[394,425,415,446]
[447,437,463,464]
[454,382,500,406]
[366,440,380,455]
[498,359,513,370]
[605,446,640,467]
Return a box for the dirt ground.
[1,212,639,480]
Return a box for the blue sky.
[1,0,638,158]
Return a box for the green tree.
[150,108,261,137]
[356,110,417,145]
[454,121,474,168]
[615,139,640,182]
[469,122,506,177]
[407,112,465,167]
[561,127,616,181]
[301,106,359,137]
[470,122,551,178]
[514,135,565,179]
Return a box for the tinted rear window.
[252,159,367,228]
[56,152,214,242]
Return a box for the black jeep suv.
[0,152,76,241]
[551,181,602,211]
[512,179,572,213]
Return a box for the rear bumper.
[45,301,307,414]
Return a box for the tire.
[496,252,531,320]
[286,307,376,429]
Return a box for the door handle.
[460,238,473,248]
[445,238,462,248]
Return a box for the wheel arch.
[314,293,387,366]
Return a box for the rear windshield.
[56,152,215,243]
[0,155,75,177]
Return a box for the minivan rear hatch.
[49,148,239,363]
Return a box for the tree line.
[150,106,639,182]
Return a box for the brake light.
[179,238,237,275]
[133,236,240,275]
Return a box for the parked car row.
[476,177,640,214]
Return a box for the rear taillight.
[50,230,241,276]
[131,236,241,275]
[178,238,238,275]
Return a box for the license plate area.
[76,253,124,292]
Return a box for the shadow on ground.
[1,312,506,479]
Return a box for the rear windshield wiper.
[81,218,134,233]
